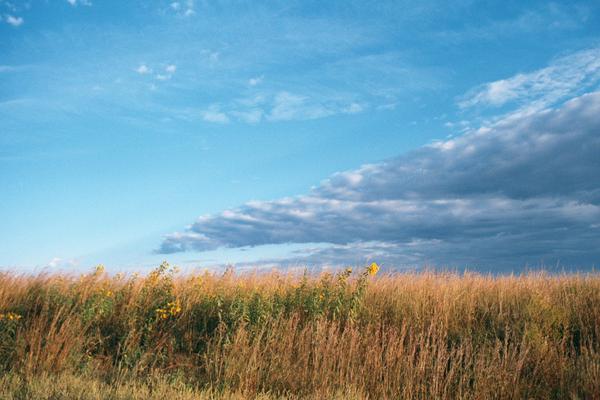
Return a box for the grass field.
[0,263,599,399]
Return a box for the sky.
[1,0,600,273]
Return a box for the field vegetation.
[0,263,599,399]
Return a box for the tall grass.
[0,263,599,399]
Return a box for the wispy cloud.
[169,1,194,17]
[66,0,92,6]
[4,14,23,27]
[155,64,177,80]
[0,8,436,128]
[434,2,590,45]
[200,91,366,124]
[135,64,151,75]
[459,47,600,112]
[160,91,600,269]
[201,105,229,124]
[248,76,263,87]
[343,102,364,114]
[267,91,333,121]
[229,109,263,124]
[134,63,177,80]
[46,257,79,269]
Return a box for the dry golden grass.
[0,263,599,399]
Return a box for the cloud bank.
[161,91,600,270]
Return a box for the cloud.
[159,91,600,270]
[459,47,600,112]
[435,3,590,44]
[267,91,333,121]
[46,257,79,269]
[4,14,23,27]
[186,49,427,126]
[136,64,151,74]
[184,0,195,16]
[66,0,92,6]
[199,91,364,124]
[155,65,177,81]
[208,52,219,63]
[230,109,263,124]
[168,0,193,16]
[201,105,230,123]
[343,102,365,114]
[248,76,263,86]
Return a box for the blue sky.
[1,0,600,272]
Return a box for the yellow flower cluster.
[0,312,22,321]
[155,300,182,320]
[367,262,380,276]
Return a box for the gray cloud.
[159,92,600,270]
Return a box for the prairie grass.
[0,263,599,399]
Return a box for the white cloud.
[136,64,151,74]
[193,92,364,124]
[201,105,230,123]
[184,0,195,16]
[248,76,263,86]
[153,65,176,80]
[46,257,79,269]
[168,0,193,16]
[267,91,333,121]
[459,47,600,112]
[203,92,366,125]
[5,14,23,27]
[66,0,92,6]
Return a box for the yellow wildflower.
[155,299,182,320]
[167,300,182,316]
[0,312,22,321]
[367,262,380,276]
